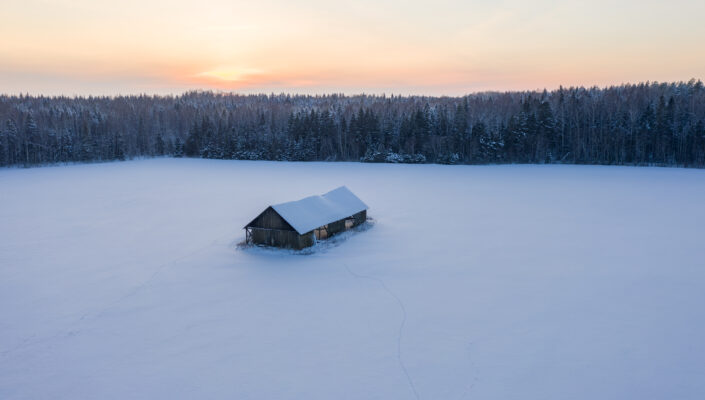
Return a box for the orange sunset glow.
[1,0,704,95]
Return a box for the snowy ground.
[1,159,705,399]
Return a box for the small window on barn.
[315,225,330,240]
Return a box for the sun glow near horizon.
[1,0,704,96]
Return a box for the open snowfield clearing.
[1,159,705,399]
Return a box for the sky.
[1,0,704,96]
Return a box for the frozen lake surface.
[1,159,705,399]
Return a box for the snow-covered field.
[2,159,705,399]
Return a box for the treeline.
[1,80,705,168]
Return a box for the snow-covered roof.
[268,186,368,234]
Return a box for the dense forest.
[1,80,705,168]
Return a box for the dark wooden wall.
[352,210,367,227]
[327,219,346,235]
[249,207,295,231]
[250,228,314,249]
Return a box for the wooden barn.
[244,186,368,249]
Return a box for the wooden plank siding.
[352,210,367,227]
[327,219,346,235]
[248,207,295,231]
[249,227,314,249]
[246,206,311,249]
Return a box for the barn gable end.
[246,207,295,231]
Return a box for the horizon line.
[1,78,703,100]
